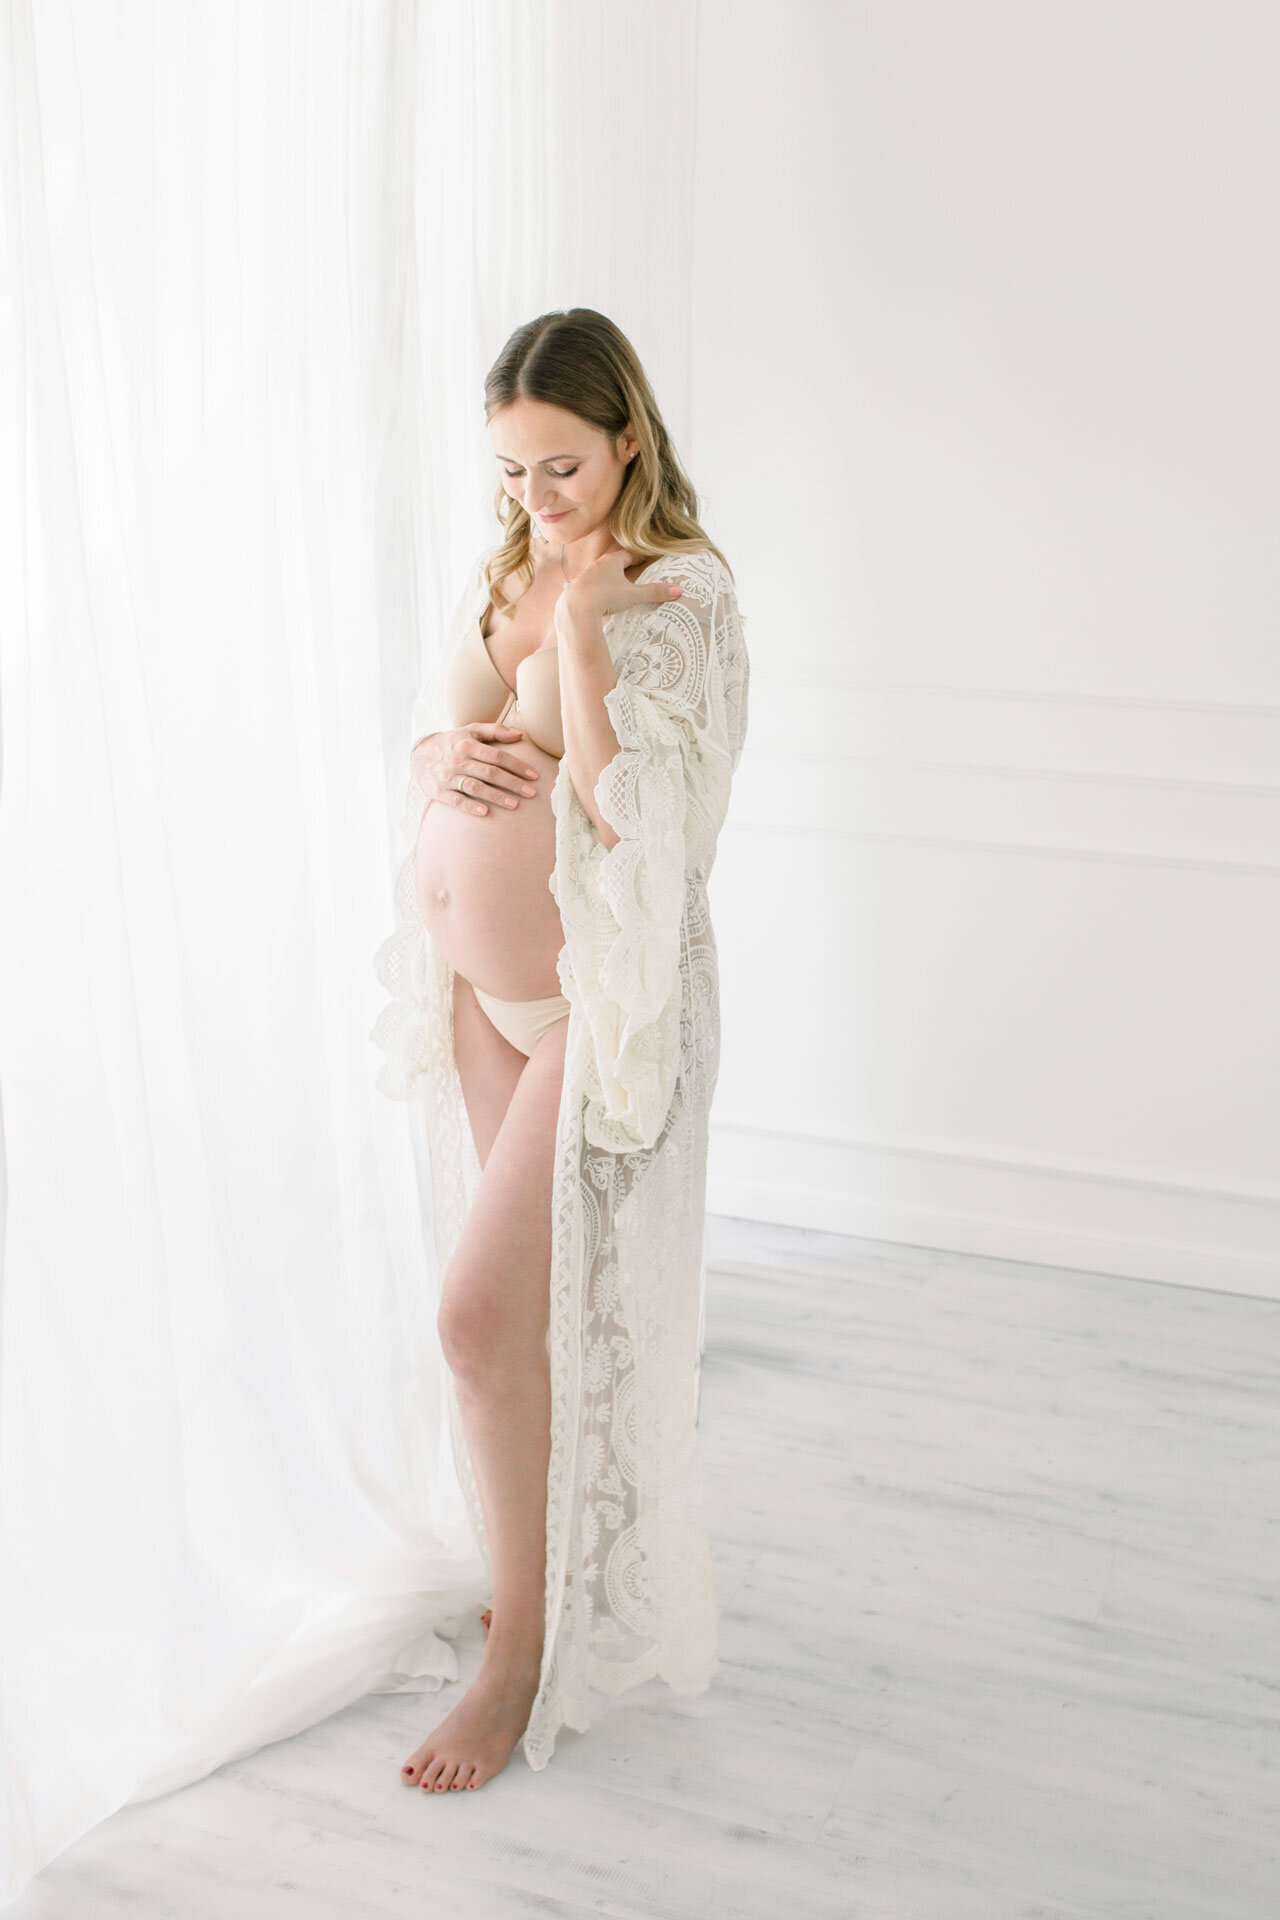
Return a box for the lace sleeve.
[551,547,749,1153]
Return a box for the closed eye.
[504,465,578,479]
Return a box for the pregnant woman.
[371,307,749,1793]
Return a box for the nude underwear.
[470,985,570,1057]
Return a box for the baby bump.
[413,747,566,999]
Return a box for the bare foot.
[401,1649,540,1792]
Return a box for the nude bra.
[443,613,565,760]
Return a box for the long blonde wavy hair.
[482,307,733,616]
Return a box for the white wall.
[690,1,1280,1296]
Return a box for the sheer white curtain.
[0,3,479,1902]
[0,0,699,1904]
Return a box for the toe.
[402,1747,430,1785]
[421,1754,447,1792]
[438,1759,460,1792]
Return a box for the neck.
[557,525,617,579]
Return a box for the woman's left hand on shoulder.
[561,547,684,624]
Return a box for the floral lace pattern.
[371,544,749,1768]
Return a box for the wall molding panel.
[721,824,1280,880]
[747,665,1280,718]
[722,720,1280,870]
[693,0,1277,1302]
[745,747,1280,802]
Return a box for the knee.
[436,1263,498,1383]
[436,1256,552,1380]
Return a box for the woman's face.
[490,398,637,541]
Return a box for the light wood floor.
[15,1218,1280,1918]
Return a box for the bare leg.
[454,966,554,1380]
[454,972,542,1643]
[401,989,568,1794]
[450,971,526,1166]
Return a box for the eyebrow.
[494,452,580,465]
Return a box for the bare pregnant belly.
[413,748,566,999]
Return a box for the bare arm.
[555,594,626,849]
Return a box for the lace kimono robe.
[371,543,749,1770]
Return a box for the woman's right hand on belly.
[411,724,541,816]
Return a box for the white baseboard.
[706,1119,1280,1300]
